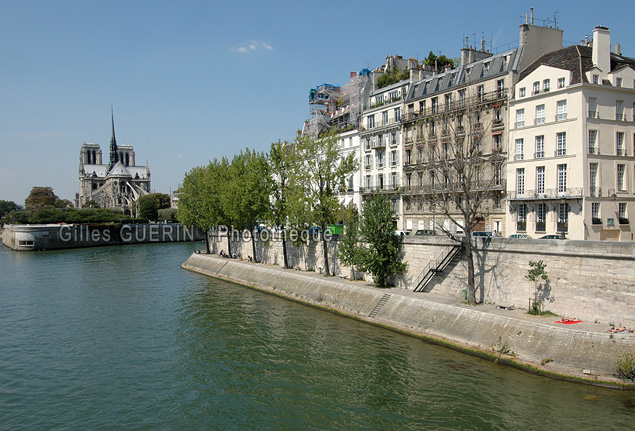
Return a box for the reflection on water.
[0,242,633,430]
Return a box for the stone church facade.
[76,111,151,213]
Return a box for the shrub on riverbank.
[3,207,145,225]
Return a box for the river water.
[1,242,633,430]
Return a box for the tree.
[177,161,230,253]
[293,130,358,276]
[336,207,363,279]
[357,195,407,287]
[267,140,298,268]
[146,193,171,210]
[422,93,504,304]
[139,196,158,221]
[0,200,19,218]
[525,260,550,315]
[224,149,271,261]
[424,51,454,69]
[25,187,58,210]
[158,208,177,222]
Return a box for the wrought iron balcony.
[507,188,584,200]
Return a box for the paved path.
[212,254,628,336]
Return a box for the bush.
[615,352,635,381]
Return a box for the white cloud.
[230,40,274,53]
[176,154,184,159]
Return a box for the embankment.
[182,253,635,389]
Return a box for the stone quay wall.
[182,253,635,385]
[208,231,635,328]
[1,223,205,251]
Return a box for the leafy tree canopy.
[139,196,158,221]
[25,187,58,210]
[0,200,19,218]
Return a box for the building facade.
[506,26,635,240]
[76,111,151,213]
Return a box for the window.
[533,81,540,94]
[536,166,545,195]
[619,203,628,222]
[382,111,389,125]
[543,79,550,92]
[445,94,452,110]
[496,79,505,97]
[365,175,372,188]
[477,85,484,101]
[536,104,545,124]
[535,135,544,158]
[417,147,425,163]
[616,100,624,120]
[516,168,525,195]
[536,203,547,232]
[367,115,375,129]
[518,204,527,231]
[431,97,438,113]
[588,97,598,118]
[589,163,599,196]
[515,138,524,160]
[592,202,600,221]
[557,77,565,88]
[617,164,625,190]
[557,100,567,121]
[483,61,491,75]
[593,74,599,84]
[616,77,623,87]
[556,132,566,156]
[493,134,502,152]
[494,163,502,186]
[394,107,401,122]
[617,132,625,155]
[391,132,397,146]
[558,203,569,232]
[391,171,398,188]
[516,109,525,128]
[390,150,398,166]
[557,164,567,194]
[377,150,385,168]
[459,89,466,107]
[588,130,598,154]
[364,154,372,168]
[377,173,384,189]
[519,87,526,98]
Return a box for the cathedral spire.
[108,106,119,171]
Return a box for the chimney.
[530,8,534,25]
[615,42,621,55]
[592,26,611,73]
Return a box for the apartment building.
[400,21,563,235]
[507,26,635,240]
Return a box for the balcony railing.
[588,146,600,155]
[507,188,584,200]
[556,113,568,121]
[589,187,602,197]
[616,113,625,121]
[616,148,626,156]
[588,110,599,119]
[557,221,569,233]
[535,222,546,232]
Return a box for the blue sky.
[1,0,633,204]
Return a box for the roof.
[107,161,131,178]
[406,48,519,102]
[519,45,635,84]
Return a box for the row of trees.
[178,131,364,277]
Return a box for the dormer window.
[483,62,490,74]
[533,81,540,95]
[519,87,526,98]
[543,79,550,92]
[616,77,623,87]
[557,77,565,88]
[593,74,599,84]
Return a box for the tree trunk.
[251,227,258,263]
[281,228,289,269]
[465,237,476,305]
[227,227,232,257]
[322,227,330,276]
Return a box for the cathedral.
[76,110,151,213]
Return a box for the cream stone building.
[76,111,151,213]
[507,26,635,240]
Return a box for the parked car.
[415,229,435,236]
[394,230,410,236]
[508,234,532,239]
[471,231,493,238]
[539,234,564,239]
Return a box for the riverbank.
[182,253,635,389]
[1,223,205,251]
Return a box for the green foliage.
[423,51,455,69]
[158,208,177,222]
[84,200,100,208]
[139,196,158,221]
[376,67,410,89]
[615,351,635,381]
[25,186,58,210]
[337,208,362,271]
[146,193,171,210]
[3,210,28,224]
[526,260,549,315]
[177,160,230,230]
[356,195,407,287]
[4,207,139,224]
[0,200,19,218]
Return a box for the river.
[0,241,633,430]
